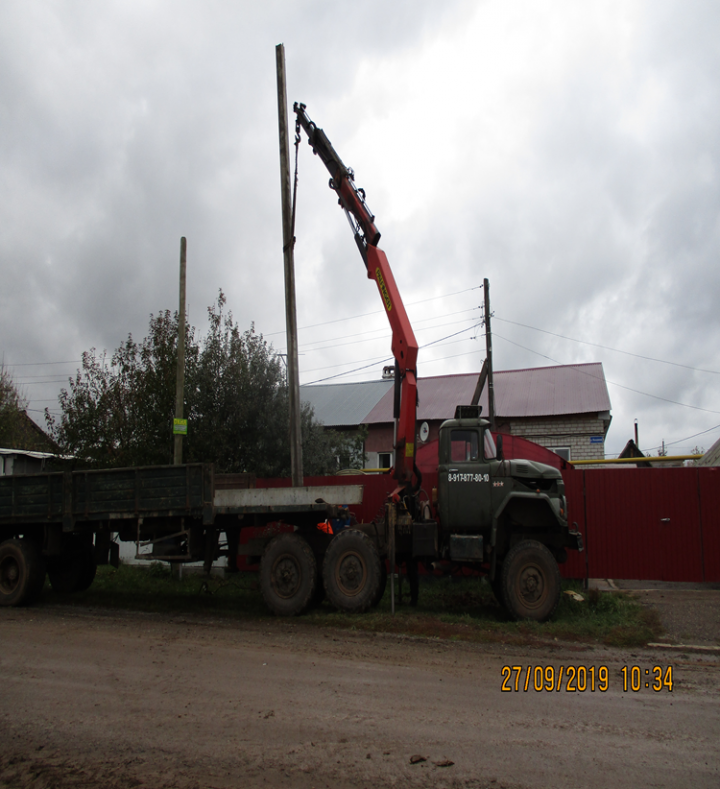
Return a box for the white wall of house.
[504,414,608,461]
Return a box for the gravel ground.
[601,580,720,647]
[2,605,719,789]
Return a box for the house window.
[378,452,392,469]
[548,446,571,461]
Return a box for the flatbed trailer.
[0,463,362,608]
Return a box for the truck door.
[438,427,492,534]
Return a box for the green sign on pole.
[173,418,188,436]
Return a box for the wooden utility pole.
[276,43,303,486]
[483,278,495,428]
[173,237,187,465]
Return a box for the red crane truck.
[283,103,583,620]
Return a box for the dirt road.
[1,605,718,789]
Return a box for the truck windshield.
[484,430,497,460]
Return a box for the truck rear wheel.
[502,540,560,622]
[323,529,381,614]
[260,533,317,616]
[0,539,46,607]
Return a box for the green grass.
[43,564,663,648]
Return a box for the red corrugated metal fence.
[562,467,720,582]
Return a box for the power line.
[11,379,69,386]
[4,360,82,367]
[283,310,482,356]
[494,332,720,416]
[266,285,482,337]
[303,322,482,384]
[494,316,720,375]
[663,423,720,448]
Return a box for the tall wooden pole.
[173,237,187,465]
[276,43,304,486]
[483,278,495,429]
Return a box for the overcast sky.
[1,0,719,458]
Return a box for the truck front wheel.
[502,540,560,622]
[0,539,46,606]
[260,533,317,616]
[323,530,381,614]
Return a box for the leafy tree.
[47,293,364,476]
[47,311,197,468]
[0,366,52,451]
[0,366,27,448]
[187,295,289,475]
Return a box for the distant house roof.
[300,380,393,428]
[698,435,720,467]
[618,439,651,468]
[363,364,611,424]
[494,363,611,418]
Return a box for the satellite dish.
[419,421,430,443]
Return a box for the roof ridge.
[413,363,602,382]
[301,379,390,388]
[493,362,602,375]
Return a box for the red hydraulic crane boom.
[293,103,420,491]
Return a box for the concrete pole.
[276,43,304,486]
[174,237,187,465]
[483,278,495,429]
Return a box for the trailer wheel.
[48,541,97,594]
[323,530,381,614]
[502,540,560,622]
[0,539,46,607]
[260,534,317,616]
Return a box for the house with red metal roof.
[301,362,612,467]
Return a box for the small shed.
[0,448,58,476]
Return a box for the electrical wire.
[494,332,720,416]
[303,322,482,384]
[663,423,720,448]
[265,285,482,338]
[494,316,720,375]
[4,360,82,367]
[283,311,482,357]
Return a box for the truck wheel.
[323,530,381,614]
[260,533,317,616]
[502,540,560,622]
[48,541,97,594]
[0,539,46,607]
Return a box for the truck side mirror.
[496,434,504,461]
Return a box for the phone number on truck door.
[448,473,490,483]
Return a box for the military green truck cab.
[435,408,583,621]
